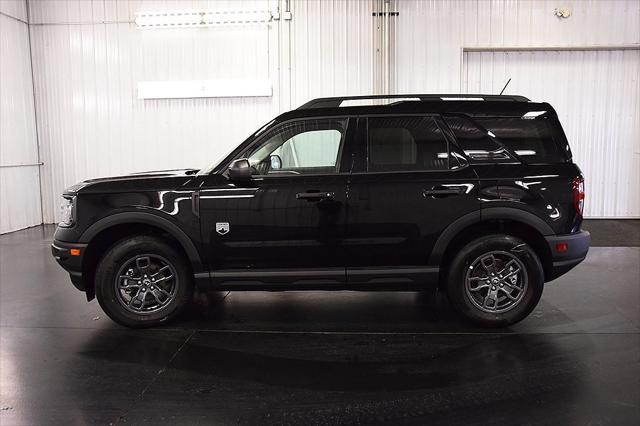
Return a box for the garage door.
[464,49,640,218]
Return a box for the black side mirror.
[228,158,252,181]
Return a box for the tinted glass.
[443,115,513,162]
[247,119,346,175]
[367,116,450,172]
[475,117,567,163]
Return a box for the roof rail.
[297,94,530,109]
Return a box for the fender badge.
[216,222,230,235]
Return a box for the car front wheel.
[95,236,193,328]
[446,234,544,327]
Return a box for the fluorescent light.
[137,79,272,99]
[135,9,272,29]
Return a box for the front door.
[346,115,480,285]
[199,117,354,287]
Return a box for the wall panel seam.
[463,45,640,52]
[25,0,45,225]
[28,20,133,26]
[0,10,27,24]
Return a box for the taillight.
[572,176,585,216]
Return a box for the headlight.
[59,197,75,226]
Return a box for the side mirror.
[228,158,252,181]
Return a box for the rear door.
[345,115,480,286]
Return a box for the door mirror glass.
[270,154,282,170]
[228,158,252,181]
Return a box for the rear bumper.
[51,240,88,291]
[545,230,591,281]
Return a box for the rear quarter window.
[475,116,569,164]
[443,116,514,163]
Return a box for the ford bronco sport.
[52,94,590,328]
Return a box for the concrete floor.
[0,225,639,425]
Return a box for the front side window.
[246,118,347,175]
[367,116,451,172]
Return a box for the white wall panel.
[27,0,269,24]
[0,167,42,233]
[29,0,278,223]
[0,0,28,22]
[465,49,640,218]
[0,6,42,234]
[393,0,640,93]
[289,0,376,108]
[392,0,640,93]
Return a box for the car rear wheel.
[95,235,193,328]
[446,234,544,327]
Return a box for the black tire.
[446,234,544,327]
[95,235,194,328]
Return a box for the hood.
[64,168,200,195]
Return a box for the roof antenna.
[499,78,512,95]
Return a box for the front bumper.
[51,240,88,291]
[545,230,591,281]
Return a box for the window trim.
[361,113,468,175]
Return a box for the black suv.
[52,94,590,328]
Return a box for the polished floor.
[0,225,638,425]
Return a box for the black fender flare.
[79,212,204,272]
[428,207,554,265]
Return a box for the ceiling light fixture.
[134,9,273,29]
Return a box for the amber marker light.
[69,249,81,256]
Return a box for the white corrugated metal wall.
[289,0,375,107]
[0,0,42,234]
[2,0,639,230]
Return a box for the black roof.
[275,94,555,122]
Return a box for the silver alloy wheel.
[114,254,179,314]
[464,250,528,314]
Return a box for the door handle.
[423,186,467,197]
[296,191,335,201]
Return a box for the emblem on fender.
[216,222,230,235]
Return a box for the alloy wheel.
[464,250,528,314]
[114,254,179,314]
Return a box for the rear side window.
[443,116,513,162]
[475,117,568,164]
[367,116,452,172]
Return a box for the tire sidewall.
[447,234,544,327]
[95,236,193,328]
